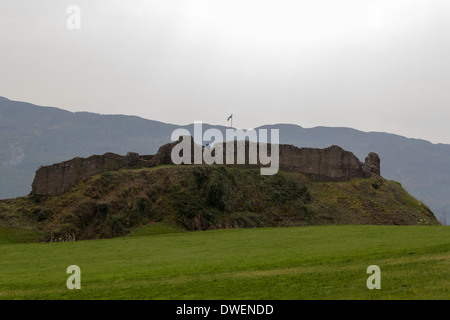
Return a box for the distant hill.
[0,165,439,241]
[0,96,178,198]
[0,96,449,224]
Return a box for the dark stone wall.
[365,152,381,175]
[278,144,372,181]
[31,139,380,196]
[31,152,151,195]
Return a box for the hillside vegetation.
[0,165,439,242]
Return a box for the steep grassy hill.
[0,165,439,242]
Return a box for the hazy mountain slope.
[0,96,448,224]
[0,97,177,198]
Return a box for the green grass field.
[0,224,448,300]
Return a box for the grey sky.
[1,0,449,143]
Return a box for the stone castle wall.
[31,152,150,195]
[31,139,380,196]
[278,144,374,181]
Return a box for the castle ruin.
[31,139,380,196]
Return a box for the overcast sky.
[1,0,449,143]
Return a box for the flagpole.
[227,113,233,128]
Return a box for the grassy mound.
[0,165,439,242]
[0,227,41,244]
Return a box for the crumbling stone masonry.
[31,140,380,196]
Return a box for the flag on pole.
[227,114,233,121]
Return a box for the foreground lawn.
[0,225,448,299]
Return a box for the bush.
[206,175,227,211]
[128,204,140,226]
[96,202,110,221]
[192,166,210,188]
[266,175,309,203]
[222,212,265,228]
[37,209,49,222]
[171,188,203,218]
[32,208,49,222]
[146,188,158,202]
[111,215,125,234]
[99,172,114,186]
[136,197,149,214]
